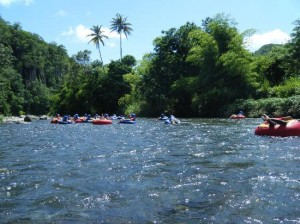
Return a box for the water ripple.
[0,119,299,223]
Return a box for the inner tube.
[58,120,73,124]
[119,119,136,124]
[50,119,59,124]
[158,116,168,120]
[165,118,180,124]
[255,119,300,137]
[230,114,245,119]
[74,119,84,123]
[92,119,112,125]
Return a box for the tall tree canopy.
[87,25,108,65]
[125,14,262,117]
[288,19,300,76]
[0,17,70,115]
[1,14,300,118]
[110,13,133,60]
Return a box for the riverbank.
[1,115,49,124]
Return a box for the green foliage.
[110,13,133,60]
[73,50,92,66]
[254,43,282,55]
[183,14,257,116]
[170,76,198,116]
[0,18,70,115]
[0,67,25,115]
[1,15,300,118]
[26,80,51,115]
[187,29,218,71]
[118,72,142,114]
[204,13,238,54]
[283,95,300,117]
[263,45,289,86]
[268,77,300,97]
[18,110,25,116]
[139,22,199,116]
[124,14,300,117]
[227,96,300,118]
[49,54,136,115]
[87,25,108,64]
[287,19,300,76]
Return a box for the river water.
[0,118,299,223]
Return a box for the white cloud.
[106,42,116,47]
[60,24,122,46]
[102,26,122,39]
[61,27,74,36]
[0,0,33,6]
[0,0,12,6]
[75,24,91,42]
[246,29,291,51]
[56,9,68,17]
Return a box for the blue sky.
[0,0,299,64]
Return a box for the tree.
[104,55,136,113]
[288,19,300,76]
[187,15,258,116]
[139,22,199,116]
[110,13,133,60]
[87,25,108,65]
[0,54,25,115]
[73,50,91,67]
[204,13,238,54]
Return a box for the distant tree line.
[0,13,299,118]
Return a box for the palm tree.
[87,25,108,64]
[110,13,133,60]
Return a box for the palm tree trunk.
[120,34,122,60]
[97,46,103,64]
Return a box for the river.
[0,118,299,223]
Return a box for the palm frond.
[87,25,108,64]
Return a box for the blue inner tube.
[59,121,72,124]
[119,119,136,124]
[158,116,168,120]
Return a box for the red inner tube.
[255,119,300,136]
[92,119,112,125]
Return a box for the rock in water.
[24,116,32,122]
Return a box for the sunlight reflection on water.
[0,118,299,223]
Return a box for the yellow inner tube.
[258,123,269,128]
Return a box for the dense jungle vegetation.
[0,14,300,118]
